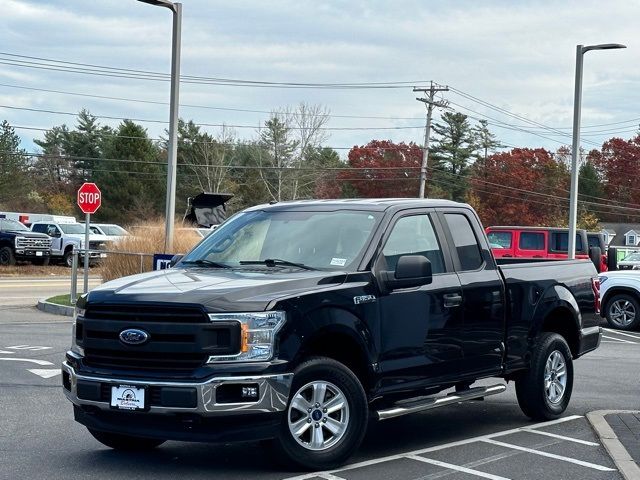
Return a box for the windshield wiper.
[181,259,231,269]
[239,258,316,271]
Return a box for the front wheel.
[63,250,74,268]
[87,428,166,451]
[274,357,368,470]
[515,332,574,420]
[605,294,640,330]
[0,246,16,266]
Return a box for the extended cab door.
[439,209,506,377]
[375,209,465,390]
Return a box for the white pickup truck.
[599,271,640,330]
[30,221,111,267]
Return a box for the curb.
[36,299,74,317]
[587,410,640,480]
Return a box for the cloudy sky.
[1,0,638,155]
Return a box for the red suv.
[486,226,606,272]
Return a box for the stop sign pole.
[77,183,102,294]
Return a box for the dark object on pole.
[183,192,234,228]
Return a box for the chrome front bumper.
[62,362,293,415]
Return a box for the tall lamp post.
[137,0,182,253]
[568,43,625,259]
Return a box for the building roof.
[600,223,640,247]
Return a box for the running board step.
[376,384,506,421]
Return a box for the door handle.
[444,293,463,308]
[502,254,513,257]
[533,255,542,258]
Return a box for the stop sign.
[77,183,102,214]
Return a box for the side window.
[32,224,47,234]
[444,214,483,271]
[382,214,444,274]
[487,231,512,249]
[47,225,58,236]
[519,232,545,250]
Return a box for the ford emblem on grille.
[119,329,150,345]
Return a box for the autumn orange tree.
[316,140,422,198]
[468,148,569,226]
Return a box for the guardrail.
[69,248,155,305]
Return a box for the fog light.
[242,386,258,398]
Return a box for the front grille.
[85,305,208,323]
[79,304,240,373]
[89,241,106,250]
[16,237,51,249]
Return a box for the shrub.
[100,220,202,282]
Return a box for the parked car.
[616,252,640,270]
[599,271,640,330]
[0,218,52,266]
[30,222,110,267]
[86,224,130,242]
[64,199,601,470]
[587,232,608,272]
[486,226,602,271]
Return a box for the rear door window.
[519,232,545,251]
[444,214,483,271]
[550,232,583,252]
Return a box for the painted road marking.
[481,439,615,471]
[0,357,54,366]
[281,415,585,480]
[27,369,61,379]
[603,328,640,340]
[406,454,512,480]
[520,428,600,446]
[603,335,636,344]
[0,350,15,354]
[6,345,52,351]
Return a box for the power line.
[0,104,424,131]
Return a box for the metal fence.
[69,248,155,305]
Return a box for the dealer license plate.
[110,385,145,410]
[35,251,43,257]
[100,253,107,258]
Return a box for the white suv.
[598,271,640,331]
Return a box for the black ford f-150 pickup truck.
[63,199,601,469]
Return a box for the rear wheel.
[515,332,573,420]
[274,357,368,470]
[0,246,16,266]
[605,294,640,330]
[87,428,165,451]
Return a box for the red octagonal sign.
[77,182,102,214]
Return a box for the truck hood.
[87,267,350,312]
[7,230,50,239]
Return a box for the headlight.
[207,311,286,363]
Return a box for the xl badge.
[119,328,150,345]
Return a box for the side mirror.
[381,255,433,290]
[169,254,183,267]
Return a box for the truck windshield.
[59,224,86,234]
[0,219,29,231]
[182,210,381,270]
[99,225,128,236]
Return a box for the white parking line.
[481,439,615,472]
[281,415,584,480]
[603,335,636,344]
[406,455,512,480]
[28,369,61,379]
[0,357,54,366]
[603,328,640,340]
[520,428,599,446]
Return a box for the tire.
[515,332,573,421]
[605,293,640,330]
[589,247,602,273]
[274,357,368,470]
[63,250,74,268]
[607,247,617,271]
[0,246,16,266]
[87,428,165,451]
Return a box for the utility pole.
[414,82,449,198]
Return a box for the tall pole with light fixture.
[137,0,182,253]
[567,43,625,259]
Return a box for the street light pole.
[567,43,625,259]
[137,0,182,253]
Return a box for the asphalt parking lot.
[1,306,638,480]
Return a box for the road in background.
[0,276,102,307]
